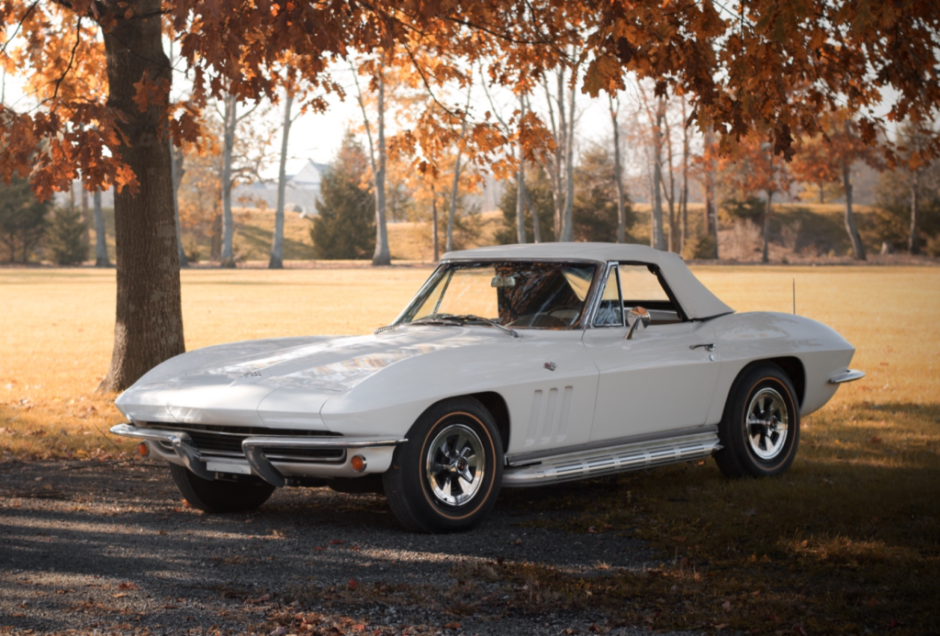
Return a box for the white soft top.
[442,242,734,320]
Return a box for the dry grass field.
[1,265,939,632]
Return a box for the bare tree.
[481,70,534,242]
[609,94,627,243]
[703,128,720,258]
[515,93,527,244]
[218,93,265,267]
[170,141,188,267]
[269,87,294,269]
[660,103,678,252]
[639,88,668,251]
[446,85,473,252]
[539,61,578,242]
[679,95,690,254]
[352,62,391,266]
[93,189,111,267]
[909,128,923,255]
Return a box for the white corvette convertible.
[112,243,863,532]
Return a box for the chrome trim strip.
[828,369,865,384]
[110,423,212,480]
[505,424,718,466]
[502,431,719,487]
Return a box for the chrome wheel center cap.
[425,423,486,506]
[745,387,789,461]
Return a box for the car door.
[583,263,721,443]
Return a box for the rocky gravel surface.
[0,460,700,636]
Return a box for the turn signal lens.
[350,454,367,472]
[137,442,150,457]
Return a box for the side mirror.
[625,306,651,340]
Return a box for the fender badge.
[544,362,557,371]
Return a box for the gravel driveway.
[0,460,698,636]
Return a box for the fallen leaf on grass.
[348,579,358,591]
[444,622,461,630]
[329,539,345,545]
[117,582,138,591]
[112,593,127,599]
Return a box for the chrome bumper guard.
[110,423,406,488]
[828,369,865,384]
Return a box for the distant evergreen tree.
[47,207,89,265]
[310,134,376,259]
[0,176,51,263]
[572,146,632,242]
[496,149,631,244]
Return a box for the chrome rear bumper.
[110,423,405,487]
[828,369,865,384]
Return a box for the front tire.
[384,397,503,533]
[713,363,800,478]
[169,463,275,513]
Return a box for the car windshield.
[399,261,598,330]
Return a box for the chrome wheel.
[425,423,485,506]
[745,387,789,460]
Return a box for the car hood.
[114,328,492,428]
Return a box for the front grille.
[148,423,345,463]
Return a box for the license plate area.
[205,460,252,475]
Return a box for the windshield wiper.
[435,313,521,338]
[410,316,464,326]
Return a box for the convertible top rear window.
[401,261,598,329]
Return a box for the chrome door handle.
[690,343,715,351]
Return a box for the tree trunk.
[270,90,293,269]
[610,94,626,243]
[98,0,184,392]
[81,179,90,253]
[550,69,565,240]
[909,168,920,255]
[446,86,473,253]
[704,129,719,259]
[516,95,527,244]
[680,95,689,254]
[372,72,391,266]
[763,188,772,263]
[661,103,678,253]
[841,161,866,260]
[560,68,577,242]
[650,100,667,251]
[447,141,465,253]
[170,138,188,267]
[431,187,439,262]
[220,93,237,267]
[93,189,111,267]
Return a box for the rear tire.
[384,397,503,533]
[713,363,800,478]
[169,463,275,513]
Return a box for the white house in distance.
[233,160,330,216]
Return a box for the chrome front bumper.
[110,423,405,487]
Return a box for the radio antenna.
[792,278,796,315]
